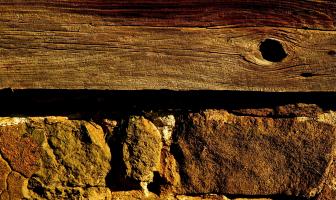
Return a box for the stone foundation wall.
[0,104,335,200]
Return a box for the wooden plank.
[0,0,335,91]
[0,0,335,30]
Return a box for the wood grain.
[0,0,335,91]
[1,0,335,30]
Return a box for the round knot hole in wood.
[327,50,336,57]
[300,72,314,78]
[259,39,287,62]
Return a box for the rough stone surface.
[110,190,161,200]
[28,117,112,199]
[316,158,336,200]
[174,109,336,197]
[109,192,273,200]
[148,114,180,190]
[175,195,272,200]
[176,194,230,200]
[231,108,274,117]
[0,154,11,198]
[0,117,112,199]
[84,187,112,200]
[0,119,41,199]
[123,116,163,184]
[276,103,324,117]
[0,122,41,178]
[6,171,27,200]
[0,106,335,199]
[231,104,323,118]
[317,185,336,200]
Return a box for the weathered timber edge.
[0,1,335,91]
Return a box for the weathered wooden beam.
[0,0,335,91]
[1,0,335,29]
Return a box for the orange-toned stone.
[0,124,41,178]
[0,155,10,197]
[6,172,26,200]
[175,110,336,197]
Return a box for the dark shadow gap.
[0,89,335,117]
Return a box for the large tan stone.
[28,117,112,199]
[123,116,162,184]
[316,158,336,200]
[0,117,113,199]
[175,110,336,197]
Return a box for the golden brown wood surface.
[0,0,335,91]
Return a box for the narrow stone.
[123,116,162,183]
